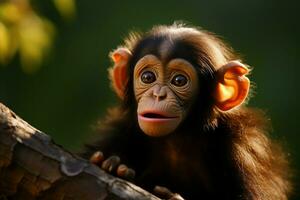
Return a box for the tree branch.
[0,102,160,200]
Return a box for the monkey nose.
[153,86,167,101]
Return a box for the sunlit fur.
[82,23,292,200]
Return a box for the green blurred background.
[0,0,299,198]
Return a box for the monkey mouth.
[138,110,181,137]
[139,111,178,120]
[143,113,169,118]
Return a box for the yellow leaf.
[18,14,55,73]
[53,0,76,20]
[0,22,11,64]
[0,3,23,24]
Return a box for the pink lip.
[138,110,178,123]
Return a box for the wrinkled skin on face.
[134,55,199,137]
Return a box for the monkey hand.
[90,151,135,181]
[153,186,185,200]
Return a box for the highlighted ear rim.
[215,61,250,111]
[108,48,132,99]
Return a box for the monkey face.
[134,55,199,137]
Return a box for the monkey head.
[108,26,250,137]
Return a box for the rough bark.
[0,103,160,200]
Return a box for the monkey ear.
[214,61,250,111]
[108,48,132,99]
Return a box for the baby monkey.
[83,24,291,200]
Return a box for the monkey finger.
[117,164,136,180]
[153,186,175,199]
[153,186,185,200]
[90,151,104,165]
[101,155,121,173]
[116,164,128,177]
[169,194,185,200]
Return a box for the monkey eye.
[141,71,156,84]
[171,74,188,87]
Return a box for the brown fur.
[223,108,291,199]
[82,23,292,200]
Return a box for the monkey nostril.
[160,94,167,100]
[153,93,167,100]
[153,88,167,100]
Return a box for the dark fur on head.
[82,23,292,200]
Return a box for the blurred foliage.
[53,0,75,20]
[0,0,299,199]
[0,0,75,73]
